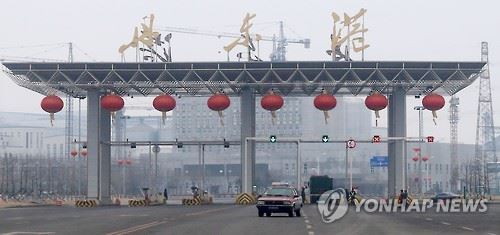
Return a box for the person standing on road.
[349,187,357,204]
[398,189,404,205]
[301,186,306,204]
[402,189,409,208]
[163,188,168,200]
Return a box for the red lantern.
[422,156,429,162]
[41,95,64,126]
[314,91,337,124]
[70,149,78,157]
[117,160,124,166]
[365,92,388,126]
[80,149,88,157]
[261,91,284,124]
[422,93,445,125]
[125,160,132,165]
[101,93,124,122]
[153,94,176,124]
[412,156,419,162]
[207,92,230,125]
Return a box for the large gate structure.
[2,61,484,203]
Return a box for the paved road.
[0,204,499,235]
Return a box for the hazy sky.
[1,0,499,144]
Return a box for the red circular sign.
[347,139,356,148]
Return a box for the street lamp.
[414,105,425,197]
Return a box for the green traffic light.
[322,135,329,143]
[270,135,277,143]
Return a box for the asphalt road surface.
[0,204,499,235]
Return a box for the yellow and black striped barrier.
[182,197,201,206]
[75,199,97,207]
[235,193,256,205]
[128,199,149,207]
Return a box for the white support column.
[241,88,256,194]
[86,89,112,204]
[99,101,111,204]
[388,88,407,198]
[87,90,99,199]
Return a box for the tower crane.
[158,21,310,62]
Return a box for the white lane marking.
[460,226,474,231]
[306,225,312,229]
[4,217,24,221]
[119,214,149,217]
[425,218,433,221]
[304,219,310,224]
[106,221,165,235]
[440,222,451,225]
[487,233,497,235]
[1,233,55,235]
[308,232,315,235]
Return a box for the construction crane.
[158,21,310,62]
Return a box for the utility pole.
[474,42,497,197]
[65,42,74,195]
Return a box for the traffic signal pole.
[100,135,429,197]
[244,136,429,196]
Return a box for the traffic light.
[322,135,329,143]
[224,139,230,148]
[426,136,434,143]
[270,135,277,143]
[372,135,381,143]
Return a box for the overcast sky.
[0,0,499,144]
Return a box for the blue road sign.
[370,156,388,167]
[487,162,500,173]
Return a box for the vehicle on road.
[309,175,334,204]
[256,183,303,217]
[431,192,461,203]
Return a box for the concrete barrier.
[182,197,201,206]
[235,193,256,205]
[128,199,149,207]
[75,200,97,207]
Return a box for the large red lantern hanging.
[70,149,78,157]
[261,91,284,124]
[422,156,429,162]
[412,156,419,162]
[117,160,124,166]
[125,160,132,165]
[80,149,88,157]
[314,91,337,124]
[365,91,388,126]
[153,94,176,124]
[101,93,124,122]
[41,95,64,126]
[422,93,445,125]
[207,92,230,125]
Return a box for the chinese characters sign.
[330,8,369,61]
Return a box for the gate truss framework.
[0,60,486,201]
[1,61,485,97]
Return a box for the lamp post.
[152,144,160,195]
[414,105,425,197]
[422,155,430,193]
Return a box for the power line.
[0,42,68,50]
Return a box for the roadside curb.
[0,203,60,209]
